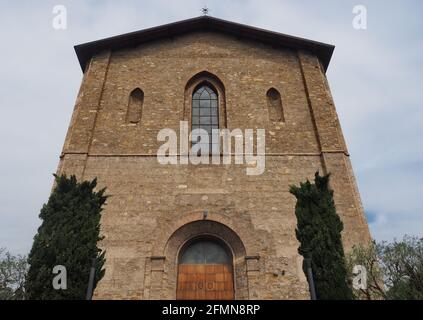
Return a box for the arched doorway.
[176,238,234,300]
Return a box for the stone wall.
[57,31,371,299]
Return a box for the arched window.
[180,240,231,265]
[266,88,284,122]
[127,88,144,123]
[191,84,219,154]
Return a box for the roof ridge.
[74,16,334,72]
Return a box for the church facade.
[57,16,371,300]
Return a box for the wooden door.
[176,240,234,300]
[177,264,234,300]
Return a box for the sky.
[0,0,422,255]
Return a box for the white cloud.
[0,0,422,254]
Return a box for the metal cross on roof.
[202,6,210,16]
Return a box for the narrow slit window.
[266,88,284,122]
[127,88,144,123]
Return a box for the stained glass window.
[192,85,219,154]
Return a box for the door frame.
[176,235,235,299]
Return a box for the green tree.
[346,235,423,300]
[290,172,352,300]
[381,236,423,300]
[346,241,386,300]
[26,174,107,299]
[0,248,28,300]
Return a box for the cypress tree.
[26,174,107,299]
[290,172,352,300]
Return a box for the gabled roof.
[74,16,335,72]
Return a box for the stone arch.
[165,220,246,263]
[151,211,256,257]
[184,71,227,129]
[146,217,251,300]
[165,220,248,300]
